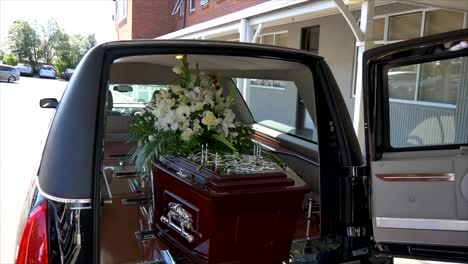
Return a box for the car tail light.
[16,201,49,264]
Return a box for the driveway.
[0,77,66,263]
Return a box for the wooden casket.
[154,154,309,264]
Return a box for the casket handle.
[160,202,200,243]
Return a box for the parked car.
[15,63,34,77]
[38,65,56,79]
[0,64,20,83]
[15,29,468,264]
[63,68,75,81]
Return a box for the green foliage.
[39,19,64,64]
[6,19,97,73]
[3,52,18,66]
[0,49,4,62]
[8,20,41,66]
[54,33,97,76]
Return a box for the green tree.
[39,19,64,64]
[54,33,96,76]
[7,20,41,66]
[0,49,4,62]
[3,52,19,66]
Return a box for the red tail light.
[16,201,49,264]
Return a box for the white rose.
[181,128,194,141]
[201,111,218,127]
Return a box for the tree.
[39,19,64,64]
[3,52,18,66]
[54,33,96,76]
[0,49,4,62]
[7,20,41,66]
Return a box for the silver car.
[0,64,20,83]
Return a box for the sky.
[0,0,116,48]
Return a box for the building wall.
[132,0,179,39]
[116,0,133,40]
[180,0,268,27]
[116,0,269,40]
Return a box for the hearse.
[15,29,468,263]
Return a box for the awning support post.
[352,0,374,153]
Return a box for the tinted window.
[387,56,467,148]
[240,78,317,143]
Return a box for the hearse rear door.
[364,29,468,262]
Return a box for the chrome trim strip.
[37,179,92,204]
[376,172,455,182]
[376,217,468,232]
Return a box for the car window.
[387,56,467,148]
[109,84,165,104]
[238,78,317,143]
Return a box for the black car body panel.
[38,46,104,201]
[37,40,364,203]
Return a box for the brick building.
[114,0,268,40]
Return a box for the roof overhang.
[157,0,468,40]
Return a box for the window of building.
[256,32,289,47]
[189,0,195,11]
[200,0,209,6]
[116,0,128,22]
[387,56,467,148]
[352,9,466,96]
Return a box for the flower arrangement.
[128,56,253,171]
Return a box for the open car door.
[364,29,468,262]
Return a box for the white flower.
[171,122,179,131]
[148,135,155,142]
[176,105,191,121]
[171,85,184,94]
[181,128,194,141]
[220,109,236,137]
[190,102,204,112]
[201,111,218,127]
[172,66,183,75]
[192,119,202,133]
[160,110,176,127]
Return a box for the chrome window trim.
[37,179,92,204]
[376,217,468,232]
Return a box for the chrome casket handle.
[160,202,200,243]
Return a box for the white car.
[38,65,56,79]
[15,63,34,76]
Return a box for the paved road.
[0,77,66,263]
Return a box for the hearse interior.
[100,54,330,263]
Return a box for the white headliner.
[114,54,306,72]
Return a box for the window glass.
[245,79,317,142]
[389,12,422,41]
[189,0,195,11]
[418,58,461,104]
[388,64,417,100]
[372,17,385,41]
[262,35,274,45]
[275,33,288,47]
[424,10,464,36]
[388,57,467,148]
[109,84,163,104]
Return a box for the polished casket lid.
[158,154,296,192]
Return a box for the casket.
[154,155,309,264]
